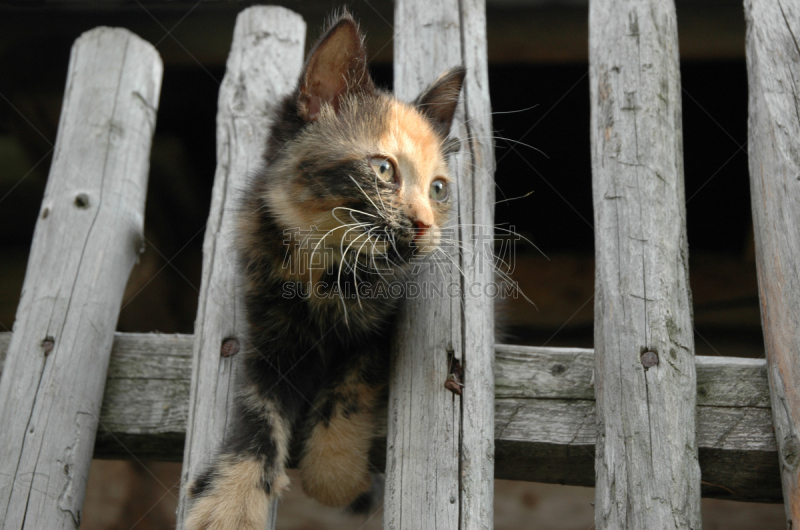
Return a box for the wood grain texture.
[0,333,783,502]
[745,0,800,524]
[174,7,305,528]
[0,28,161,529]
[589,0,702,528]
[388,0,495,527]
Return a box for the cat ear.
[414,67,466,139]
[297,15,374,121]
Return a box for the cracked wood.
[0,28,162,530]
[386,0,496,528]
[589,0,702,528]
[173,8,305,529]
[745,0,800,524]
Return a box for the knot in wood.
[551,363,566,376]
[41,337,54,356]
[74,193,90,209]
[641,351,658,368]
[220,338,240,357]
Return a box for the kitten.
[184,13,465,530]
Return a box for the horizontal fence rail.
[0,332,780,504]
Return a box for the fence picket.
[745,0,800,524]
[589,0,702,527]
[386,0,496,527]
[0,28,161,529]
[174,7,305,528]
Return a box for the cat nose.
[413,219,431,241]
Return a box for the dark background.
[0,1,759,352]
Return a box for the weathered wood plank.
[0,333,782,503]
[589,0,702,527]
[745,0,800,523]
[174,7,306,528]
[388,0,495,527]
[456,2,496,527]
[0,28,161,529]
[494,347,779,503]
[96,333,190,461]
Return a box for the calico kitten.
[184,14,465,529]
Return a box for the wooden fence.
[0,0,797,528]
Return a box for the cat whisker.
[385,228,409,266]
[454,104,539,136]
[440,223,548,261]
[308,222,371,286]
[366,237,390,282]
[459,133,549,158]
[355,227,387,281]
[331,206,377,225]
[356,226,379,257]
[443,155,511,202]
[490,103,540,115]
[494,191,535,206]
[338,222,376,266]
[436,237,513,273]
[348,175,387,220]
[434,237,537,307]
[372,175,390,219]
[431,247,467,279]
[372,228,401,270]
[430,249,451,282]
[338,228,373,311]
[294,221,366,265]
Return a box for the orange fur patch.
[185,455,287,530]
[299,383,378,506]
[379,101,451,254]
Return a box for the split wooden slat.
[387,0,496,527]
[0,28,161,529]
[589,0,702,528]
[745,0,800,524]
[0,333,782,503]
[174,7,306,528]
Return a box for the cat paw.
[185,493,270,530]
[185,456,288,530]
[299,417,373,506]
[300,462,372,507]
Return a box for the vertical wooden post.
[175,7,305,528]
[745,0,800,524]
[589,0,702,528]
[0,28,161,529]
[385,0,495,527]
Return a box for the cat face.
[262,14,465,278]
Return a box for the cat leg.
[185,387,292,530]
[298,361,382,507]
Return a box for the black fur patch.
[347,473,385,515]
[190,467,214,498]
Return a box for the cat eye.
[369,157,396,183]
[430,178,449,202]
